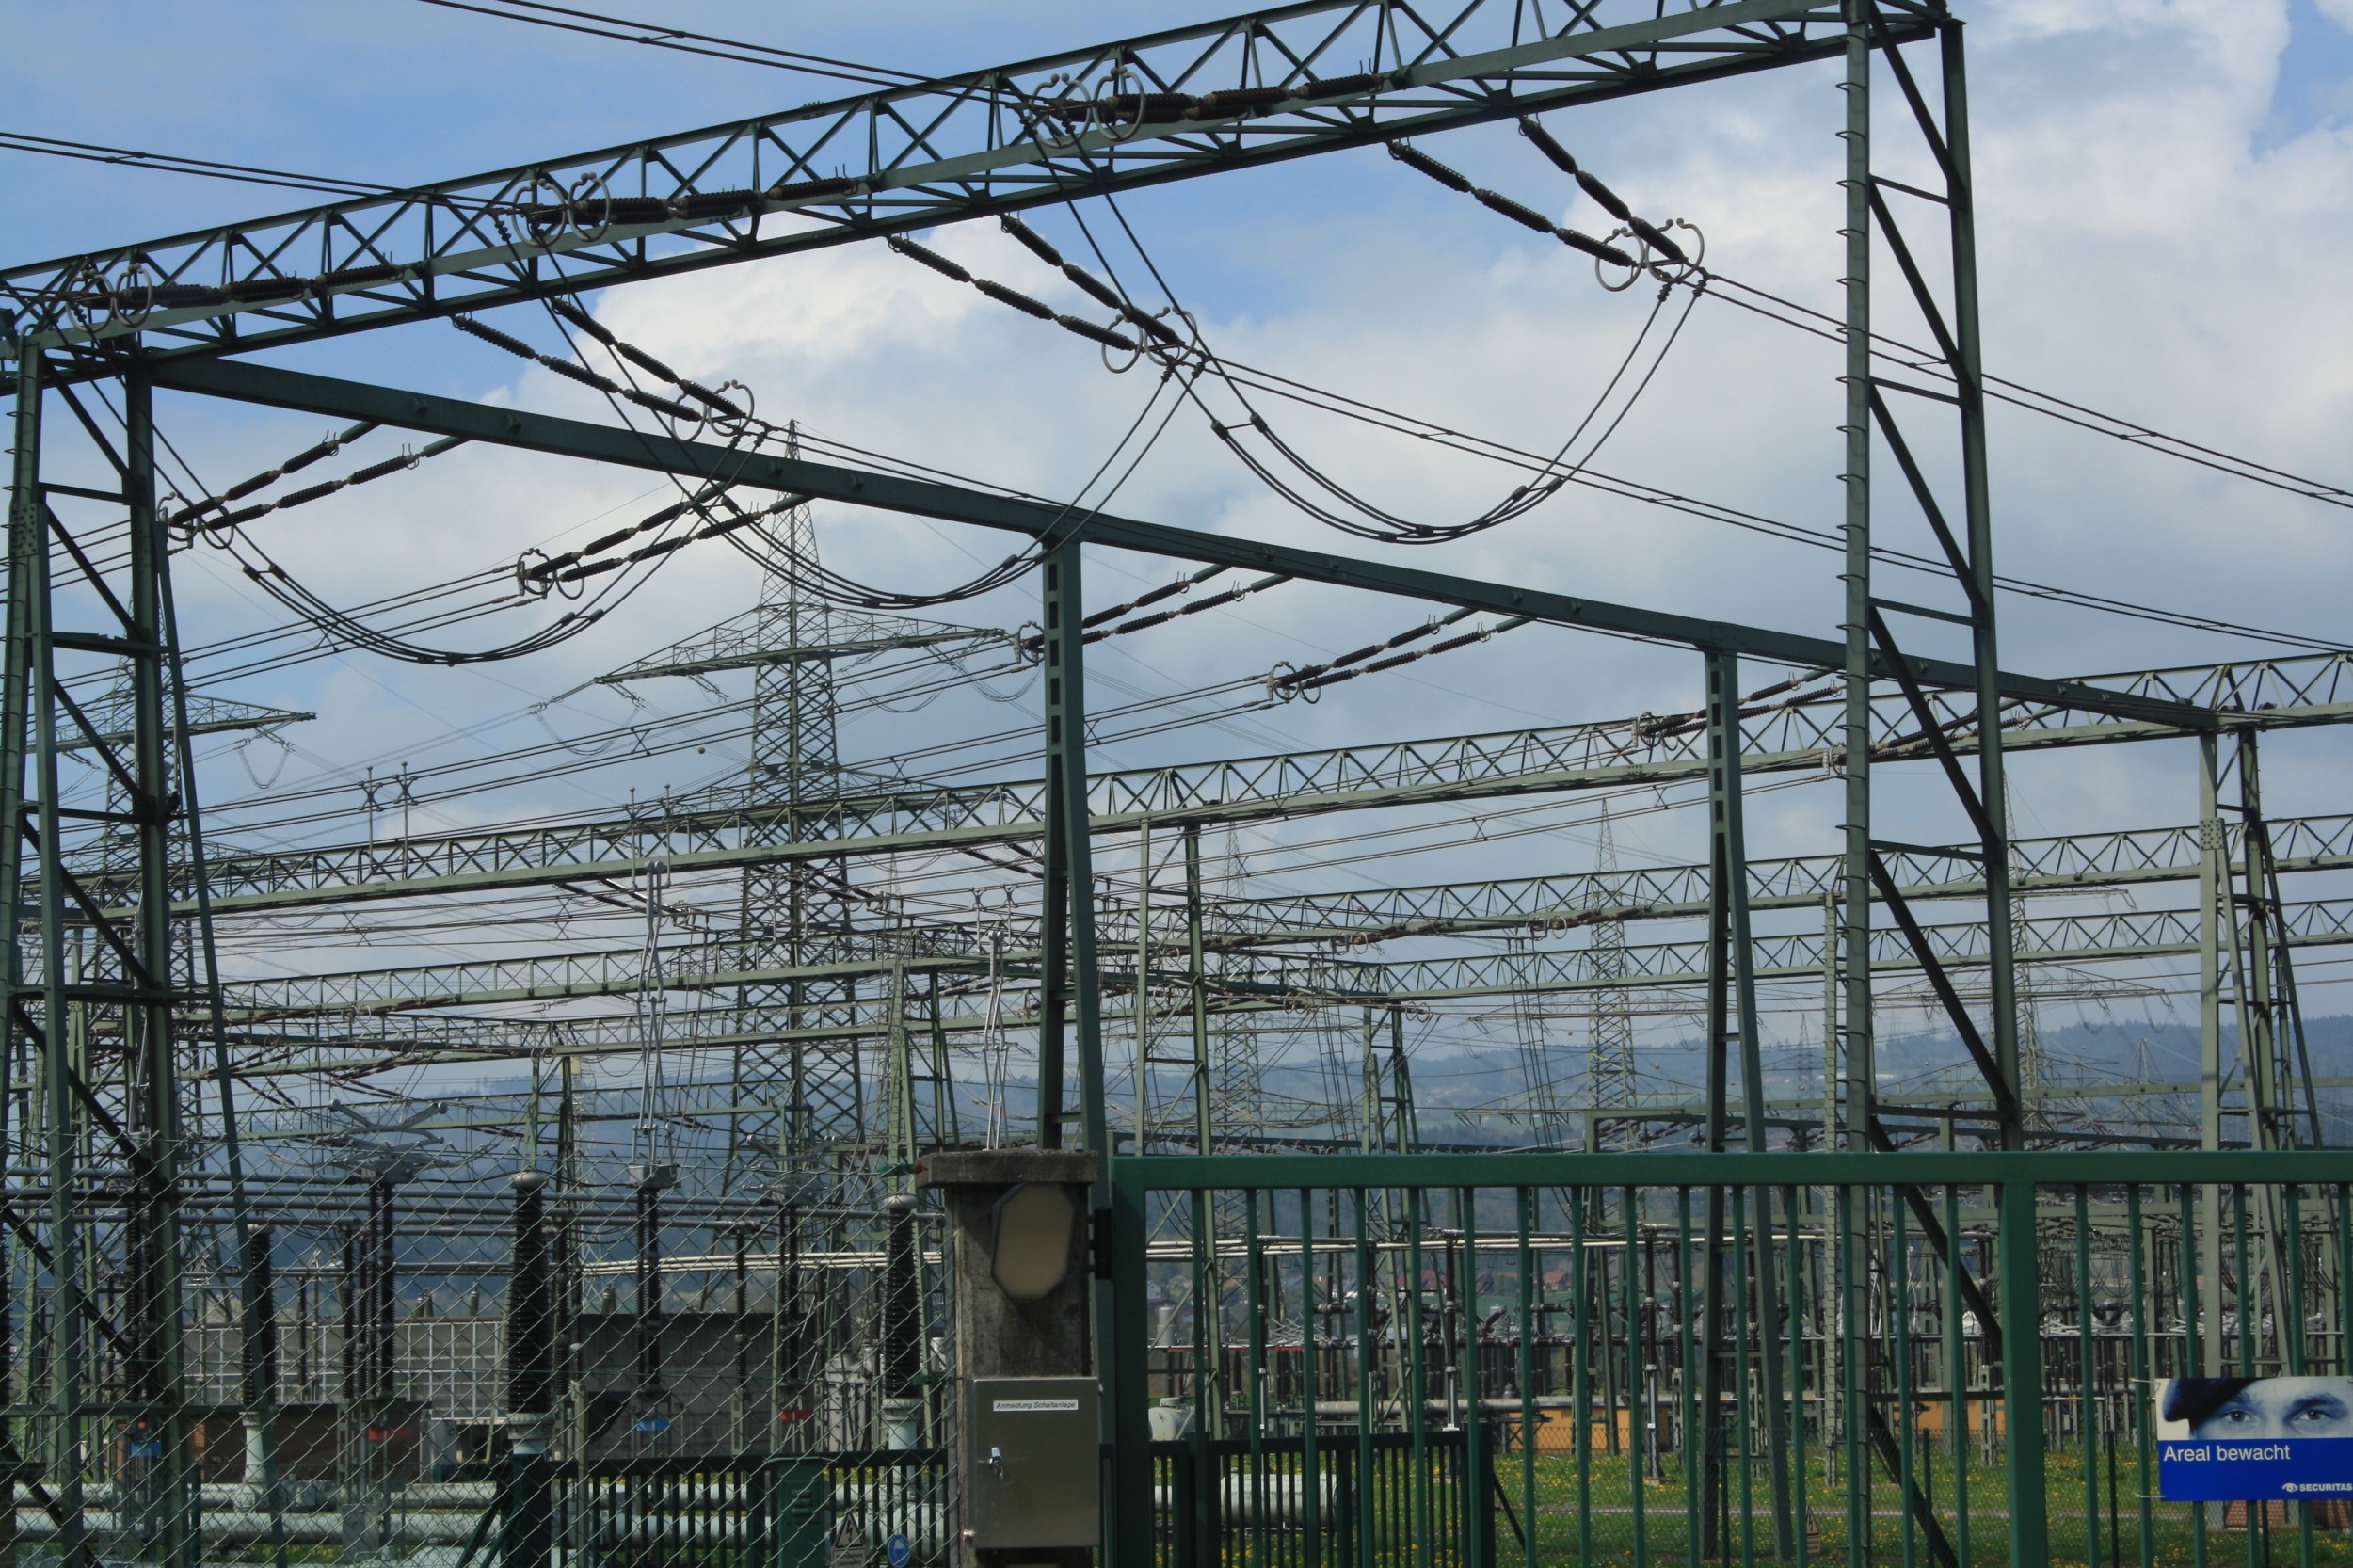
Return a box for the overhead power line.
[406,0,922,88]
[0,131,404,199]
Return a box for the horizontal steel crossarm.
[1361,893,2353,1001]
[105,672,2349,915]
[150,355,2214,730]
[1208,810,2353,941]
[598,601,1004,683]
[189,891,2353,1080]
[219,1064,2353,1144]
[54,691,312,755]
[203,810,2353,1017]
[6,0,1890,367]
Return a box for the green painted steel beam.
[190,894,2353,1079]
[205,808,2353,1018]
[218,1067,2353,1144]
[136,680,2345,919]
[149,356,2212,732]
[6,0,1897,370]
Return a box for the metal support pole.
[1036,540,1105,1157]
[1998,1176,2047,1567]
[1837,0,1877,1148]
[879,1194,920,1425]
[1389,1009,1418,1154]
[1838,20,1876,1561]
[239,1227,288,1565]
[123,369,196,1568]
[2197,736,2224,1375]
[632,1176,665,1440]
[1041,539,1119,1554]
[503,1172,554,1568]
[1182,823,1220,1434]
[884,963,915,1181]
[0,354,32,1550]
[1942,18,2026,1152]
[1706,648,1795,1554]
[1133,824,1152,1151]
[0,353,85,1566]
[1183,825,1211,1155]
[1700,676,1734,1550]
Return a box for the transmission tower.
[596,458,986,1187]
[732,493,860,1184]
[1585,804,1640,1148]
[1504,937,1576,1148]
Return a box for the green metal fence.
[468,1448,942,1567]
[1107,1151,2353,1568]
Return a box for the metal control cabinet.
[961,1375,1101,1551]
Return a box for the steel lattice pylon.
[1585,804,1640,1149]
[729,497,861,1183]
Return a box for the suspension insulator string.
[167,420,384,529]
[886,232,1148,356]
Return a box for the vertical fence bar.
[1680,1187,1700,1568]
[1355,1189,1374,1563]
[1574,1191,1592,1567]
[2181,1182,2209,1568]
[1407,1187,1431,1568]
[2233,1184,2260,1568]
[2075,1185,2099,1568]
[1246,1189,1268,1568]
[1461,1188,1489,1568]
[2287,1181,2313,1568]
[1302,1187,1321,1568]
[1790,1182,1810,1568]
[1623,1187,1648,1568]
[1111,1160,1154,1567]
[1892,1191,1914,1568]
[2337,1185,2352,1382]
[1517,1189,1536,1568]
[2000,1176,2047,1568]
[2126,1186,2153,1568]
[1944,1184,1969,1568]
[1838,1185,1864,1568]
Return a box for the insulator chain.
[887,214,1182,365]
[163,426,468,544]
[1387,118,1707,290]
[1269,612,1531,701]
[1016,569,1289,661]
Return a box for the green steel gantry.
[1,4,2345,1565]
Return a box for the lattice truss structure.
[0,1,2345,1560]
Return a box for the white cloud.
[60,2,2353,1037]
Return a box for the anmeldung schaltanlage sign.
[2156,1378,2353,1501]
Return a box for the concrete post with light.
[917,1149,1100,1568]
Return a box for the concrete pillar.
[918,1149,1100,1568]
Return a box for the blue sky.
[5,2,2352,1047]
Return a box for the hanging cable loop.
[1094,65,1150,143]
[105,257,156,330]
[707,378,757,438]
[1661,218,1707,282]
[567,170,614,243]
[1098,327,1144,375]
[1595,228,1642,292]
[514,548,555,599]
